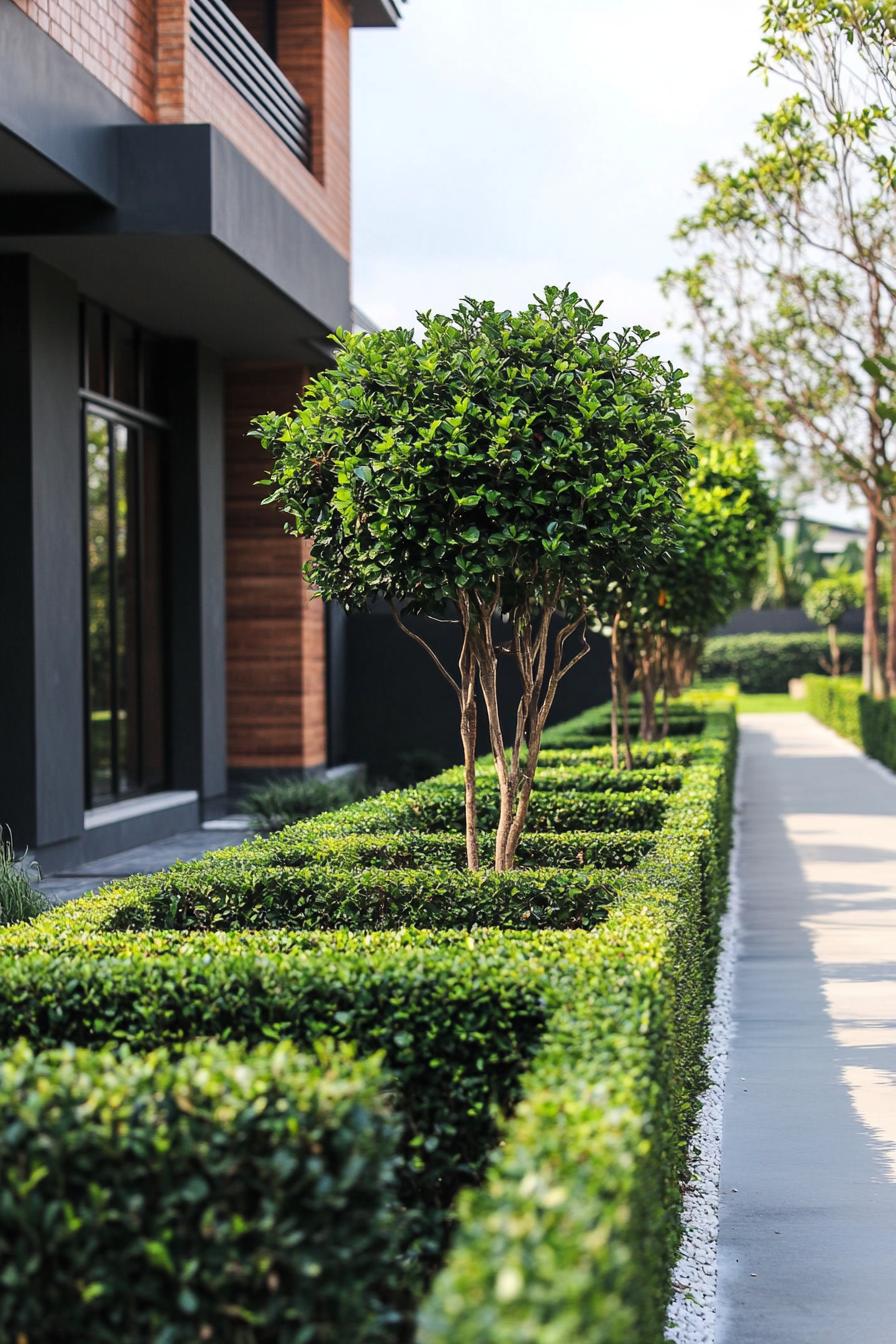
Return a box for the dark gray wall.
[167,343,228,804]
[337,609,610,779]
[0,254,83,849]
[715,606,864,637]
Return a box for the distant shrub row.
[699,631,865,691]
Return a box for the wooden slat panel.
[225,364,327,770]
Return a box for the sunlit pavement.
[717,713,896,1344]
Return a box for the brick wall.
[15,0,351,259]
[225,365,327,772]
[13,0,156,119]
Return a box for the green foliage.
[178,828,656,875]
[419,710,737,1342]
[240,772,370,830]
[0,828,47,926]
[51,864,619,935]
[751,520,828,609]
[612,440,778,639]
[541,701,707,748]
[803,570,863,627]
[701,632,864,690]
[252,285,695,870]
[0,702,738,1340]
[0,1038,405,1343]
[805,674,896,769]
[253,288,692,615]
[311,784,670,835]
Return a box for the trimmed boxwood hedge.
[26,865,618,934]
[540,701,706,749]
[304,785,669,835]
[0,1038,405,1344]
[0,928,563,1246]
[256,829,657,872]
[0,698,737,1342]
[700,631,864,692]
[419,707,736,1343]
[804,674,896,772]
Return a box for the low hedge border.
[700,631,864,692]
[0,1038,405,1344]
[301,785,669,836]
[804,674,896,772]
[27,865,618,936]
[418,706,737,1343]
[0,701,737,1342]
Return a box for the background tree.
[597,440,778,758]
[751,519,826,609]
[803,570,864,674]
[662,0,896,697]
[253,288,693,871]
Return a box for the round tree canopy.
[253,287,694,617]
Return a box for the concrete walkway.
[717,713,896,1343]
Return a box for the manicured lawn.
[736,692,801,714]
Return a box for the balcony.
[189,0,311,168]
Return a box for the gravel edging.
[665,754,743,1344]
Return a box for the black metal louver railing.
[190,0,312,167]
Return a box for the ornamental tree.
[803,571,864,676]
[662,0,896,697]
[596,441,777,757]
[252,287,693,871]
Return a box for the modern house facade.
[0,0,403,870]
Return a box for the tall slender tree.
[663,0,896,696]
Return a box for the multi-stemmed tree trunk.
[395,590,589,872]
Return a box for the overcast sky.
[351,0,773,345]
[349,0,857,524]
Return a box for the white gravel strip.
[665,754,743,1344]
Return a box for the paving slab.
[717,713,896,1344]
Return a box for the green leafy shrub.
[0,928,558,1242]
[700,631,864,691]
[0,1038,405,1344]
[0,702,738,1341]
[541,702,705,749]
[804,674,896,771]
[240,773,369,830]
[0,828,47,925]
[428,763,684,795]
[419,710,737,1342]
[256,829,657,873]
[303,785,669,836]
[46,864,618,934]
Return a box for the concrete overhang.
[0,1,350,362]
[352,0,406,27]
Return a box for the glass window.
[84,411,168,805]
[85,414,113,802]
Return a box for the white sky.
[350,0,860,525]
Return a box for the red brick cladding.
[12,0,157,119]
[225,364,327,771]
[13,0,351,259]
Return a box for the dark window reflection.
[86,415,112,801]
[84,411,168,806]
